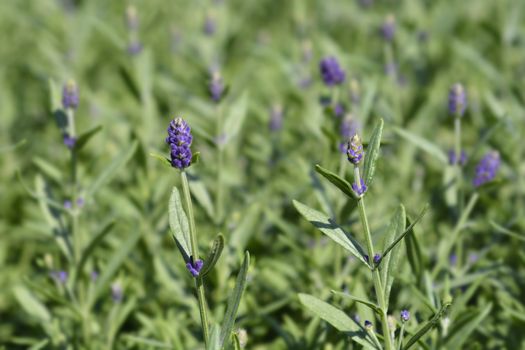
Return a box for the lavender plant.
[164,117,250,349]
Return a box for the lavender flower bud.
[473,151,500,187]
[204,14,216,35]
[334,103,345,118]
[400,309,410,322]
[64,200,73,210]
[209,70,224,103]
[127,41,143,56]
[269,104,283,132]
[50,270,68,284]
[319,56,346,86]
[62,80,79,110]
[63,134,76,149]
[350,78,360,105]
[364,320,373,330]
[166,118,193,170]
[448,83,467,117]
[111,282,123,303]
[380,15,396,41]
[373,253,381,264]
[186,259,204,277]
[346,134,364,165]
[76,197,85,208]
[448,150,468,166]
[352,178,368,196]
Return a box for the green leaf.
[293,200,368,266]
[87,141,138,198]
[200,234,225,277]
[33,156,63,182]
[191,151,201,165]
[88,229,141,307]
[315,164,357,199]
[298,293,376,349]
[207,324,221,350]
[405,215,425,283]
[403,300,452,350]
[380,204,428,263]
[222,93,248,147]
[331,291,381,315]
[189,174,215,220]
[442,304,492,349]
[219,251,250,348]
[393,127,447,164]
[149,152,171,168]
[13,286,51,321]
[363,119,383,186]
[168,187,192,262]
[0,139,27,154]
[75,125,103,151]
[73,220,115,285]
[380,204,406,307]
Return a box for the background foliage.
[0,0,524,349]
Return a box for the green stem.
[67,108,80,264]
[354,166,394,350]
[216,105,224,225]
[454,116,463,266]
[397,323,405,350]
[181,171,210,345]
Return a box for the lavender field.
[0,0,524,349]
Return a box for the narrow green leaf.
[363,119,384,186]
[315,164,358,199]
[200,234,225,277]
[393,127,447,164]
[74,220,115,284]
[442,304,492,349]
[189,174,215,220]
[490,221,525,242]
[222,93,248,147]
[149,152,171,168]
[13,286,51,322]
[191,151,201,165]
[75,125,103,151]
[403,300,452,350]
[219,251,250,348]
[380,204,406,307]
[380,204,428,263]
[33,156,63,182]
[405,216,425,283]
[298,293,376,349]
[331,291,381,315]
[168,187,192,262]
[207,324,221,350]
[89,229,141,307]
[0,139,27,154]
[87,141,138,197]
[293,200,368,266]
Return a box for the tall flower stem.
[215,105,224,225]
[453,115,463,265]
[67,107,80,264]
[353,166,394,350]
[181,171,210,345]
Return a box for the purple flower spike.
[472,151,500,187]
[448,83,467,117]
[352,178,368,196]
[64,200,73,210]
[166,118,193,170]
[346,134,364,165]
[186,259,204,277]
[209,71,224,103]
[448,150,468,166]
[319,57,346,86]
[400,309,410,322]
[62,80,79,110]
[380,15,396,41]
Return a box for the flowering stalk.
[349,135,394,350]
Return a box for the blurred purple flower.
[448,150,468,166]
[319,57,345,86]
[62,80,79,110]
[380,15,396,41]
[64,200,73,210]
[111,282,123,303]
[50,270,68,284]
[209,70,224,103]
[473,151,500,187]
[448,83,467,117]
[204,14,216,35]
[186,259,204,277]
[269,104,283,132]
[127,41,143,56]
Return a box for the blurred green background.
[1,0,524,349]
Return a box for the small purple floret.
[448,150,468,166]
[50,270,68,284]
[269,104,283,132]
[472,151,500,187]
[448,83,467,116]
[400,309,410,322]
[127,41,143,55]
[319,56,346,86]
[352,178,368,196]
[64,200,72,210]
[209,71,224,103]
[373,253,381,264]
[186,259,204,277]
[111,282,123,303]
[380,15,396,41]
[166,118,193,170]
[62,80,79,110]
[347,134,364,165]
[334,104,344,117]
[364,320,372,329]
